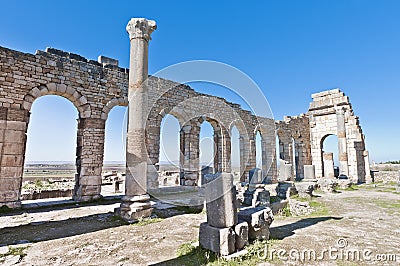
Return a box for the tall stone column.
[117,18,156,222]
[244,138,257,182]
[74,118,105,201]
[336,108,349,177]
[239,136,246,182]
[0,107,29,208]
[323,152,335,178]
[364,150,372,183]
[221,128,231,173]
[181,121,200,186]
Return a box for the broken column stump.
[199,172,240,255]
[238,206,274,241]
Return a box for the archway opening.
[200,120,215,175]
[102,106,127,196]
[255,130,263,169]
[230,126,241,182]
[322,134,339,178]
[291,137,298,180]
[276,135,281,169]
[23,95,78,201]
[158,114,181,187]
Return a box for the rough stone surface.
[294,182,315,198]
[199,222,236,256]
[317,178,338,192]
[308,89,369,183]
[205,173,238,228]
[276,182,297,199]
[0,44,277,208]
[288,199,314,216]
[303,165,316,180]
[238,207,274,241]
[234,221,249,250]
[243,185,270,207]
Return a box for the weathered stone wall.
[0,46,129,207]
[372,171,399,183]
[0,45,277,207]
[275,115,311,180]
[144,78,277,186]
[307,89,370,182]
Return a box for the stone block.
[98,56,119,67]
[79,176,101,186]
[243,185,270,207]
[276,182,297,199]
[317,178,338,192]
[249,168,263,185]
[303,165,316,180]
[2,143,24,155]
[199,222,235,256]
[294,182,315,198]
[278,162,293,181]
[0,191,19,202]
[238,207,274,241]
[234,221,249,250]
[205,172,238,228]
[0,166,23,178]
[0,178,21,191]
[1,155,24,167]
[6,121,26,131]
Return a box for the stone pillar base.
[73,194,102,202]
[238,207,274,241]
[199,222,236,256]
[73,184,102,202]
[0,201,21,209]
[182,171,199,186]
[115,194,153,222]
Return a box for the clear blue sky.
[1,0,399,163]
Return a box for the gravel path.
[0,185,399,265]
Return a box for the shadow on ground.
[152,216,343,265]
[0,212,127,246]
[270,216,343,239]
[0,197,121,218]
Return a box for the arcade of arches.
[0,46,370,208]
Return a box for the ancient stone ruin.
[0,17,371,256]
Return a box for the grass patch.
[270,196,281,204]
[0,247,29,259]
[373,200,400,214]
[173,239,281,266]
[279,206,291,217]
[290,196,330,217]
[0,205,12,213]
[173,206,205,214]
[132,217,164,226]
[336,184,358,191]
[308,201,330,217]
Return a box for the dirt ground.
[0,184,399,266]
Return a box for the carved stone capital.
[126,18,157,41]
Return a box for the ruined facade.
[0,23,370,208]
[0,46,277,208]
[275,89,371,183]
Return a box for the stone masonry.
[0,44,277,208]
[276,89,370,183]
[0,23,370,208]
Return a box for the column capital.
[335,107,346,115]
[126,18,157,41]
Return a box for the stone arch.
[159,108,186,128]
[320,134,338,178]
[22,83,91,118]
[101,97,128,120]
